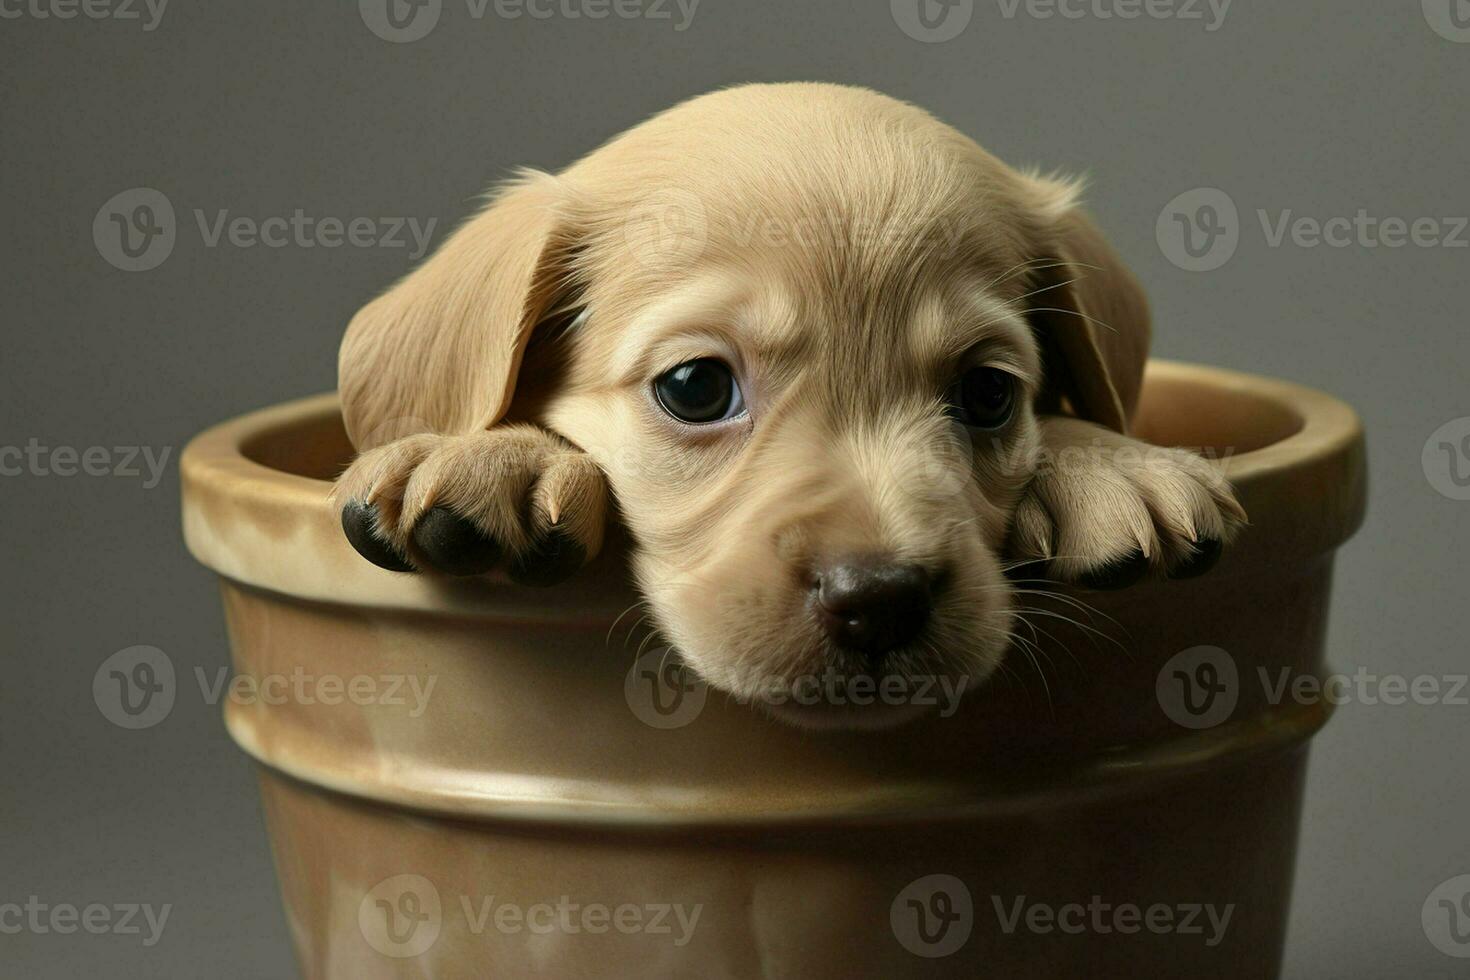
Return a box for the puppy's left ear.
[338,172,575,450]
[1022,177,1151,435]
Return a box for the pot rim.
[181,359,1366,617]
[184,360,1365,826]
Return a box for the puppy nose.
[813,559,932,658]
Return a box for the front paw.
[1007,418,1247,589]
[331,426,608,587]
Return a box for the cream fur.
[332,83,1245,726]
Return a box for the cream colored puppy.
[332,83,1245,727]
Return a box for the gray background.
[2,1,1466,976]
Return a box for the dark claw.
[341,500,415,573]
[411,506,502,577]
[1077,549,1151,591]
[508,528,586,588]
[1172,538,1223,579]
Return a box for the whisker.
[605,600,648,647]
[1017,606,1131,659]
[1012,305,1117,335]
[1005,588,1124,632]
[1010,637,1055,719]
[981,257,1062,291]
[1013,611,1088,674]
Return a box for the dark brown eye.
[946,367,1016,429]
[654,359,746,424]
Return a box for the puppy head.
[340,83,1148,727]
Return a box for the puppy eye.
[653,358,747,425]
[946,367,1017,429]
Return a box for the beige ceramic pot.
[181,360,1365,979]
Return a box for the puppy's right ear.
[1021,176,1151,435]
[338,172,573,449]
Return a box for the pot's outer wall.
[182,361,1366,978]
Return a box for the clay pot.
[181,360,1365,978]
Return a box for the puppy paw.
[1007,418,1247,589]
[331,426,608,586]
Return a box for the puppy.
[331,83,1245,727]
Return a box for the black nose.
[813,559,932,659]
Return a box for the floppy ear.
[1023,180,1150,435]
[338,172,573,450]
